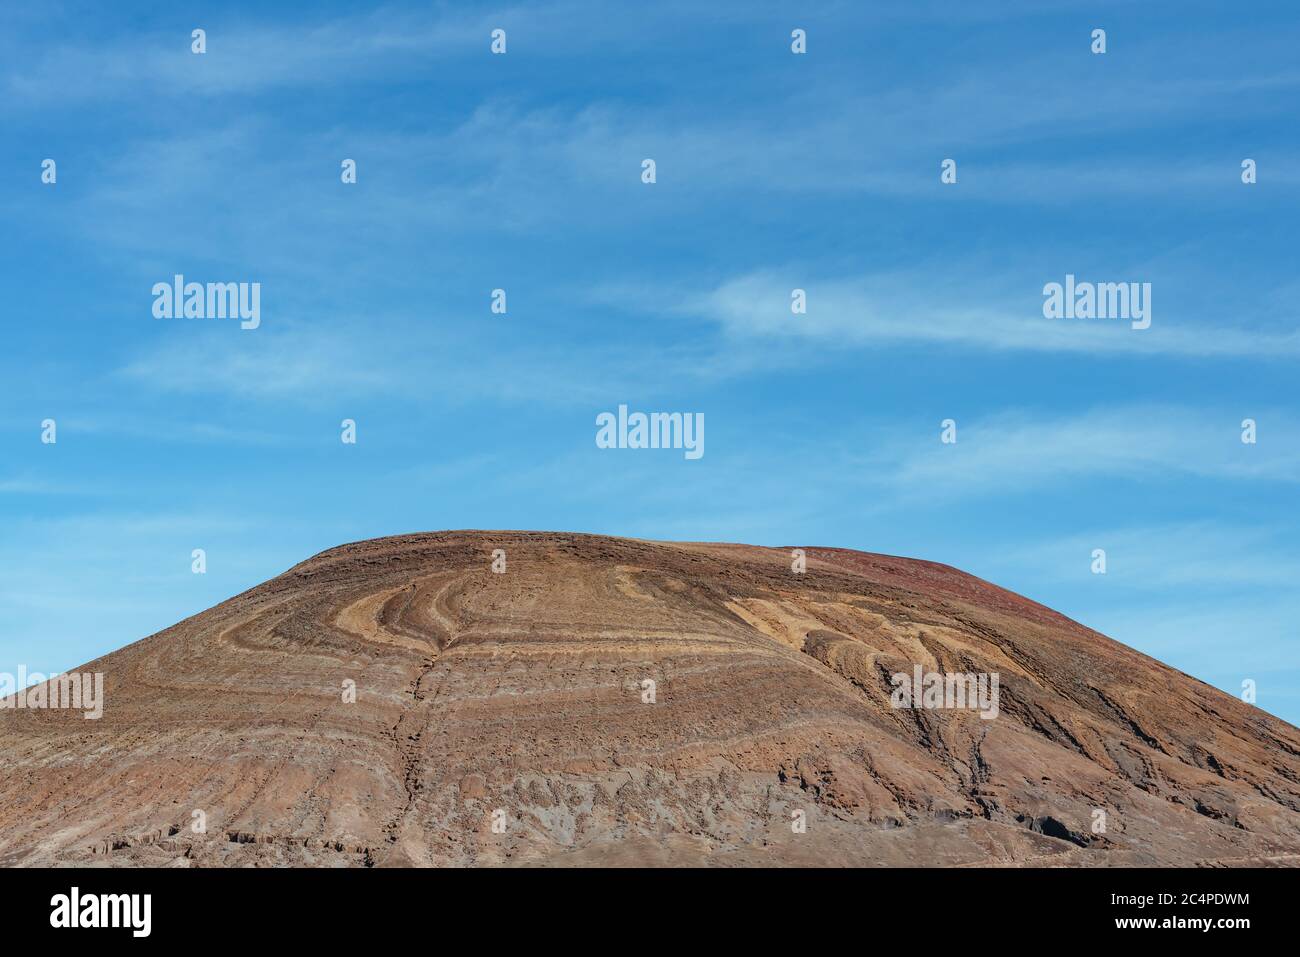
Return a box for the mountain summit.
[3,531,1298,866]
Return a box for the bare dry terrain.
[2,530,1298,867]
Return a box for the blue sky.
[2,1,1298,723]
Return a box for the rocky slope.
[2,530,1298,867]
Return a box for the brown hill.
[3,530,1298,867]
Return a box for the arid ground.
[2,531,1298,867]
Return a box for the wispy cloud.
[871,405,1300,502]
[112,317,715,406]
[117,323,398,401]
[3,6,489,105]
[0,474,88,496]
[694,271,1300,359]
[994,521,1300,590]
